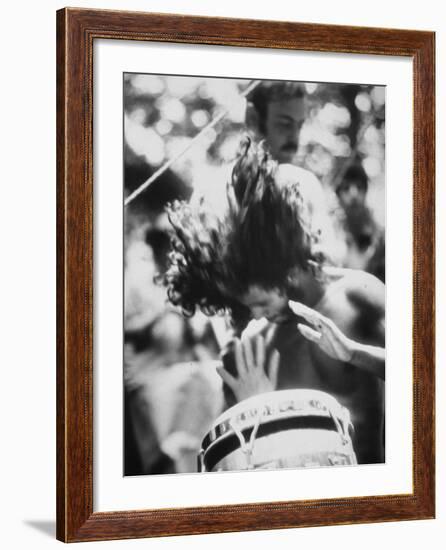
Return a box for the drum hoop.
[204,398,341,448]
[211,390,345,426]
[201,414,341,471]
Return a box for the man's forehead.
[241,286,281,302]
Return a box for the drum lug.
[230,405,266,470]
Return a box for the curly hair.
[163,137,322,318]
[163,201,224,316]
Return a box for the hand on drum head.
[217,336,280,403]
[288,300,354,363]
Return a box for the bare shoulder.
[321,267,385,315]
[343,269,384,311]
[320,267,385,343]
[276,164,319,184]
[275,164,323,198]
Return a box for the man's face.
[337,179,367,209]
[238,285,290,323]
[263,98,306,164]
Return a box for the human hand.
[217,336,280,402]
[289,300,354,363]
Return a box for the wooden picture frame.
[56,7,435,542]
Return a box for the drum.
[198,389,357,472]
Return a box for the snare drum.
[199,389,357,472]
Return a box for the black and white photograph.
[123,74,386,476]
[1,0,442,545]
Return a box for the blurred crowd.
[123,75,385,475]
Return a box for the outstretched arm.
[289,300,385,380]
